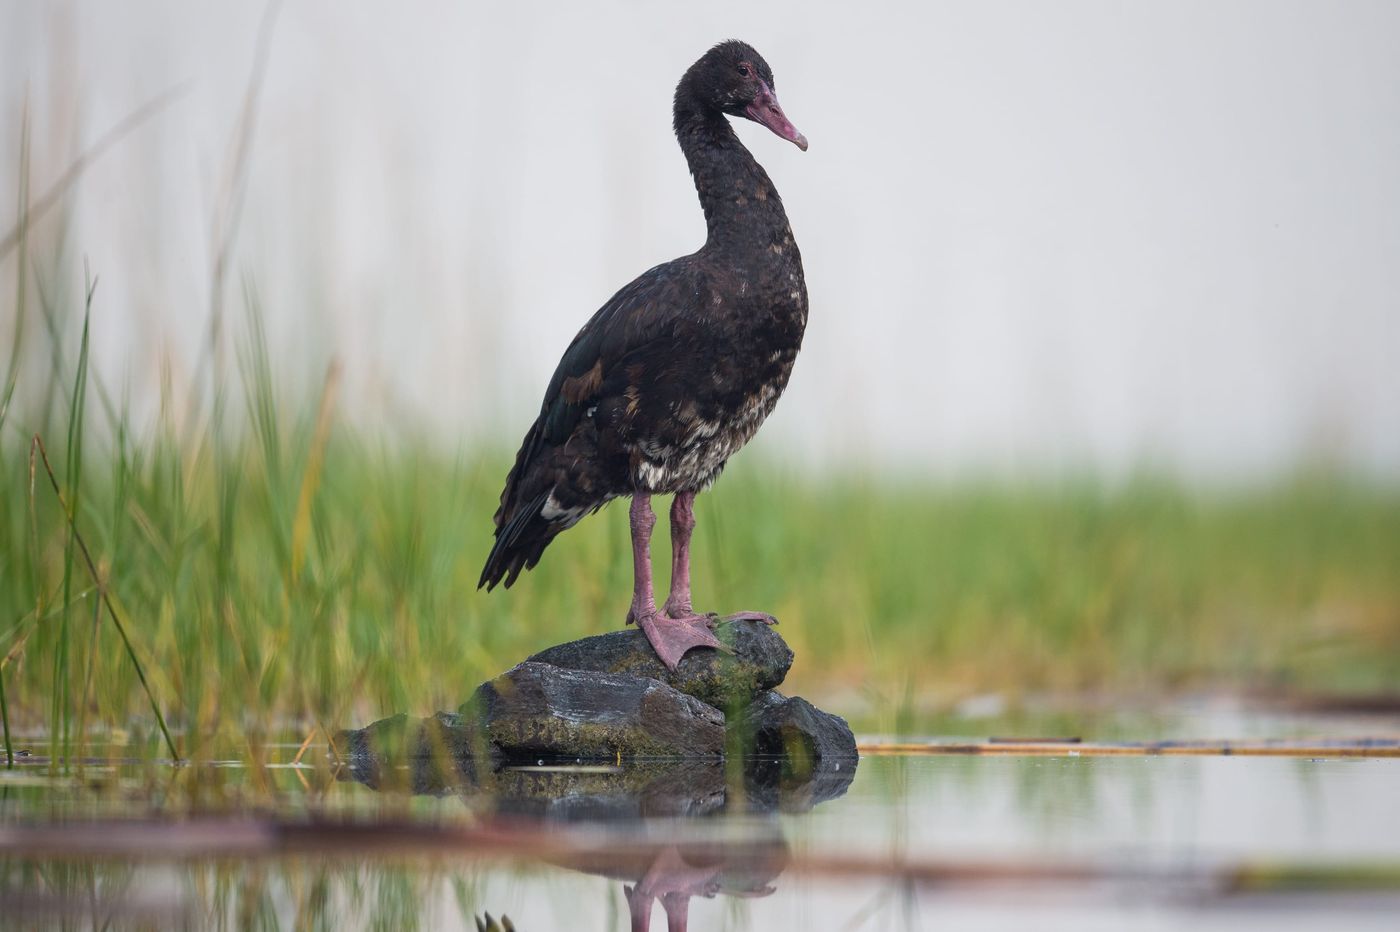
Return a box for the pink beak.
[744,81,808,151]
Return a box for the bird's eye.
[738,63,752,77]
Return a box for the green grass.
[1,294,1398,765]
[1,232,1398,766]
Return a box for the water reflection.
[3,721,1400,928]
[339,753,855,930]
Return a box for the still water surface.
[1,721,1397,930]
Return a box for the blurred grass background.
[2,3,1399,767]
[2,263,1397,765]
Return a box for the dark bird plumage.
[479,41,808,607]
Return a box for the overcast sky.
[2,1,1397,479]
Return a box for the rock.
[464,662,725,761]
[334,711,496,794]
[528,617,793,709]
[734,692,858,766]
[734,692,858,811]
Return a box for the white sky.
[2,0,1398,480]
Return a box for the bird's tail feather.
[478,489,558,591]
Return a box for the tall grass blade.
[0,85,187,264]
[76,591,103,768]
[0,100,30,437]
[51,271,94,769]
[0,100,32,771]
[183,0,284,449]
[290,360,339,582]
[31,434,181,762]
[0,665,11,768]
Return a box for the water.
[1,720,1398,930]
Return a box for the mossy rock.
[334,710,497,793]
[527,617,793,709]
[463,662,725,761]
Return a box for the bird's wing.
[539,260,695,443]
[493,259,700,525]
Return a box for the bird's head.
[680,40,807,151]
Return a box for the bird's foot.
[665,602,774,627]
[635,611,731,671]
[723,610,779,625]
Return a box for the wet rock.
[734,692,858,811]
[334,711,496,794]
[528,617,793,709]
[734,692,858,767]
[464,662,725,761]
[743,755,857,814]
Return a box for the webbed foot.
[635,611,731,671]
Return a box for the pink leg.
[625,494,659,625]
[624,884,654,932]
[661,893,690,932]
[628,492,726,670]
[664,492,777,628]
[663,491,699,618]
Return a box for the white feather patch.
[541,492,583,524]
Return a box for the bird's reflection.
[339,747,855,930]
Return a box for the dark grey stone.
[334,711,497,794]
[734,691,858,765]
[732,692,858,811]
[527,617,793,709]
[463,661,725,760]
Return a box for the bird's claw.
[635,612,730,670]
[724,610,778,625]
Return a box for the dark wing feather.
[540,270,678,441]
[479,259,700,590]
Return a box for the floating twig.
[856,738,1400,758]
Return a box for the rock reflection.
[338,747,855,930]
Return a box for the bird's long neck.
[673,97,794,254]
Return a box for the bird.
[479,40,809,671]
